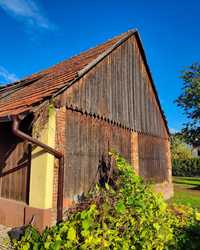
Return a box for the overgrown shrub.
[13,153,200,250]
[172,158,200,176]
[170,134,193,160]
[169,205,200,249]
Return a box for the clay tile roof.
[0,31,130,118]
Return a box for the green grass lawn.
[169,176,200,209]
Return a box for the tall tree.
[176,63,200,147]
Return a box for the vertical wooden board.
[128,38,133,128]
[12,144,18,200]
[122,42,128,126]
[146,82,151,134]
[81,115,87,192]
[68,110,74,198]
[135,42,140,131]
[64,109,74,198]
[75,112,80,195]
[61,35,168,139]
[132,38,137,129]
[115,46,121,124]
[75,112,82,196]
[64,109,71,197]
[133,39,138,130]
[107,55,112,120]
[112,52,117,123]
[143,77,148,133]
[0,122,30,202]
[89,117,97,189]
[138,134,169,183]
[64,111,132,199]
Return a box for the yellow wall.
[29,110,56,209]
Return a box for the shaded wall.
[138,134,170,183]
[64,109,131,199]
[0,119,31,202]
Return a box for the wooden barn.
[0,30,173,231]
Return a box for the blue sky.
[0,0,199,132]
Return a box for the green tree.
[175,63,200,147]
[170,133,193,160]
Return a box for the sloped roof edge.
[53,29,137,98]
[0,32,127,117]
[133,32,170,136]
[53,29,170,136]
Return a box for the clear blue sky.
[0,0,199,132]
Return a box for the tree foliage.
[175,63,200,147]
[172,158,200,177]
[170,133,193,160]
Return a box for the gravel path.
[0,225,14,250]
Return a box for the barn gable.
[0,30,168,139]
[57,31,169,139]
[52,31,171,199]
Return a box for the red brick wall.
[131,132,173,199]
[131,132,139,174]
[52,107,66,224]
[153,181,173,200]
[137,133,170,183]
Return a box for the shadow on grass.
[174,178,200,187]
[174,180,200,191]
[174,180,196,186]
[190,186,200,191]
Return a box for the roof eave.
[0,116,12,123]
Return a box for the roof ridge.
[53,29,136,98]
[0,29,133,117]
[78,30,136,77]
[1,30,132,89]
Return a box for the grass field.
[169,176,200,209]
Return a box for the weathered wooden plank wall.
[64,109,131,199]
[57,33,170,198]
[60,35,168,139]
[138,134,169,183]
[0,122,31,202]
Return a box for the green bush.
[170,134,193,160]
[169,205,200,249]
[13,153,200,250]
[172,158,200,177]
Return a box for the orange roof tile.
[0,32,128,117]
